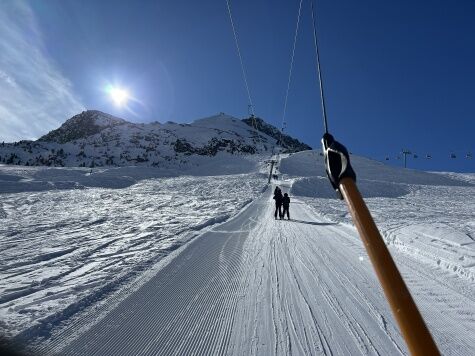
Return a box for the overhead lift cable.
[310,0,328,134]
[269,0,304,182]
[225,0,263,151]
[310,0,440,354]
[278,0,304,151]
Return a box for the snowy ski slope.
[1,151,474,355]
[0,158,267,340]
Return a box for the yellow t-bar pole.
[339,177,440,355]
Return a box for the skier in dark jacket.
[273,186,283,219]
[282,193,290,220]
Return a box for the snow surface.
[1,151,474,355]
[284,151,475,282]
[0,156,267,340]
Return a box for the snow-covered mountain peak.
[192,112,239,125]
[1,110,312,167]
[85,110,128,127]
[191,113,255,132]
[38,110,127,144]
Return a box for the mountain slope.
[0,111,310,168]
[242,116,312,153]
[38,111,127,144]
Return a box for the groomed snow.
[1,150,474,355]
[285,151,475,282]
[0,155,267,340]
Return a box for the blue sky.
[0,0,474,172]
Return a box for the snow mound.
[385,223,475,281]
[292,176,411,199]
[281,150,471,187]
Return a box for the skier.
[282,193,290,220]
[273,186,283,219]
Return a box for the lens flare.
[106,86,129,107]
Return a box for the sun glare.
[107,86,129,107]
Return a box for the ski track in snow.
[26,184,475,356]
[0,172,265,340]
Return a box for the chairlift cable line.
[269,0,303,175]
[225,0,262,151]
[225,0,254,114]
[278,0,304,155]
[310,0,329,134]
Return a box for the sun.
[107,86,129,107]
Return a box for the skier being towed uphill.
[273,186,283,219]
[282,193,290,220]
